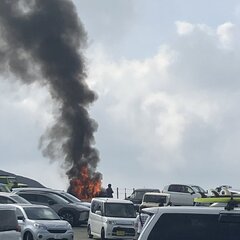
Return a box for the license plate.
[54,234,61,239]
[116,230,125,236]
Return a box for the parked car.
[14,190,89,226]
[0,192,30,204]
[126,188,160,211]
[13,187,91,208]
[14,204,74,240]
[88,198,137,239]
[0,204,21,240]
[139,192,171,211]
[138,205,240,240]
[162,184,202,206]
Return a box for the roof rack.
[194,194,240,211]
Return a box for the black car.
[16,191,89,226]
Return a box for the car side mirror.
[18,216,25,221]
[95,210,102,215]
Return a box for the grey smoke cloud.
[0,0,101,183]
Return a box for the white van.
[88,198,137,239]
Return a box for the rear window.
[148,213,240,240]
[143,195,167,204]
[0,209,18,232]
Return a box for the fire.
[68,165,102,201]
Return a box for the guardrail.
[114,187,135,199]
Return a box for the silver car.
[13,204,74,240]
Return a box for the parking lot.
[73,225,88,240]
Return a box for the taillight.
[16,225,21,232]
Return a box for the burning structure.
[0,0,102,199]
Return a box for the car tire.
[87,224,93,238]
[101,228,106,240]
[24,232,34,240]
[59,211,75,226]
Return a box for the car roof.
[0,204,17,210]
[11,203,50,209]
[92,198,134,204]
[12,187,60,192]
[142,206,240,215]
[0,192,18,197]
[134,188,160,192]
[143,192,170,196]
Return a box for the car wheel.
[101,228,106,240]
[87,224,93,238]
[59,211,75,226]
[24,232,34,240]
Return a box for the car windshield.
[144,195,167,203]
[11,195,30,203]
[105,203,136,218]
[24,207,60,220]
[191,185,205,193]
[149,213,240,240]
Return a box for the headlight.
[107,220,116,225]
[33,223,47,230]
[66,222,72,229]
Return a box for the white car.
[13,204,74,240]
[139,192,170,211]
[0,192,30,204]
[162,184,202,206]
[88,198,137,239]
[0,204,21,240]
[138,205,240,240]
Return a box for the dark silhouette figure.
[106,184,114,198]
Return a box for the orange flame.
[68,165,102,201]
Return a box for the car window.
[43,193,70,204]
[10,195,30,204]
[0,209,18,231]
[19,193,37,202]
[91,201,102,213]
[168,185,182,192]
[144,195,167,203]
[148,213,240,240]
[16,208,24,219]
[104,203,136,218]
[0,196,14,204]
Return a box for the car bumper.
[35,230,74,240]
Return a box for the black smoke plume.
[0,0,102,192]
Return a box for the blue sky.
[1,0,240,197]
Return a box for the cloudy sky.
[1,0,240,197]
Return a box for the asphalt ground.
[73,225,89,240]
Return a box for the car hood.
[68,203,90,211]
[34,220,71,228]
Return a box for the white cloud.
[217,22,236,48]
[86,21,240,188]
[175,21,195,35]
